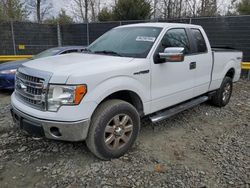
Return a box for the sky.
[52,0,69,15]
[51,0,232,16]
[51,0,112,16]
[28,0,234,21]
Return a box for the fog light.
[50,127,62,137]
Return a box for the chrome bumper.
[11,106,90,142]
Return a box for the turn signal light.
[74,85,87,104]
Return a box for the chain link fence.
[0,15,250,61]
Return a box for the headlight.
[0,69,17,74]
[47,84,87,112]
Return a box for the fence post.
[10,21,17,55]
[189,18,192,24]
[86,22,90,45]
[57,22,62,47]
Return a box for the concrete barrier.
[0,55,33,62]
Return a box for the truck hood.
[23,53,134,83]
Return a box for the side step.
[150,96,209,123]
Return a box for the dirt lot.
[0,80,249,188]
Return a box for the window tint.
[191,29,207,53]
[160,28,190,54]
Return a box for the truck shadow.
[0,89,14,96]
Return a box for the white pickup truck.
[11,23,242,160]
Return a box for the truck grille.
[15,71,46,110]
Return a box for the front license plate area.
[21,119,45,137]
[10,109,45,137]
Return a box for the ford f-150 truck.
[11,23,242,160]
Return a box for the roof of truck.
[118,22,201,29]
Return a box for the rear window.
[191,29,207,53]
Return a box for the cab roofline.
[116,22,201,29]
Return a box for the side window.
[191,29,207,53]
[160,28,190,54]
[61,49,78,54]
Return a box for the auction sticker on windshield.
[136,36,156,42]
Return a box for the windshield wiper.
[93,50,122,57]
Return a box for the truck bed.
[209,49,242,91]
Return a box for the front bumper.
[11,106,90,142]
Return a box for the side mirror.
[158,47,185,63]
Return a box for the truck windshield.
[87,27,162,58]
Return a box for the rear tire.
[86,99,140,160]
[210,76,233,107]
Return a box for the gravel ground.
[0,80,249,188]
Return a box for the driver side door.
[150,28,196,113]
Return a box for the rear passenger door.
[188,28,213,96]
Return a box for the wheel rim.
[104,114,133,150]
[222,83,231,102]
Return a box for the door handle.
[190,62,196,70]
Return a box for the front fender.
[85,75,150,104]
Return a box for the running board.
[150,96,209,123]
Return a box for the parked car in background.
[0,46,85,90]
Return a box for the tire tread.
[86,99,140,160]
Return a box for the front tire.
[210,76,233,107]
[86,99,140,160]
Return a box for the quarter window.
[191,29,207,53]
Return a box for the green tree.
[57,9,74,24]
[45,9,74,25]
[237,0,250,15]
[113,0,151,21]
[0,0,28,21]
[98,7,113,21]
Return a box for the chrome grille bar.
[15,69,46,110]
[16,75,43,88]
[15,89,42,101]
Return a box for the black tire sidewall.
[93,102,140,159]
[219,77,233,106]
